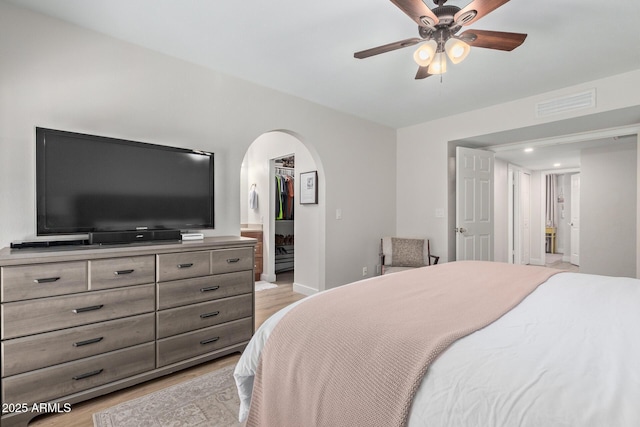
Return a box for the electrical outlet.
[362,266,368,276]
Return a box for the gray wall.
[0,2,396,290]
[580,142,637,277]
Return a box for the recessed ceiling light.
[553,163,561,167]
[524,147,534,153]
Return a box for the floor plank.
[29,280,305,427]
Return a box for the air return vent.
[535,89,596,118]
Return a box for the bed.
[234,261,640,426]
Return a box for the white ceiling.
[7,0,640,130]
[6,0,640,170]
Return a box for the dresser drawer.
[1,284,155,339]
[157,294,253,339]
[157,251,210,282]
[157,318,253,367]
[157,270,253,310]
[2,342,155,406]
[1,261,87,302]
[90,256,155,290]
[211,247,253,274]
[2,313,155,377]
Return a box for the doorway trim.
[508,164,532,264]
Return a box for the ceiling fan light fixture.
[427,51,447,74]
[413,40,438,67]
[445,38,470,64]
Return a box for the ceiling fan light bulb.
[427,52,447,74]
[413,40,437,67]
[445,38,471,64]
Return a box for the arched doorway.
[240,131,325,294]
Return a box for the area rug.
[93,364,241,427]
[255,281,278,292]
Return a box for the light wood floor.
[545,253,579,272]
[29,276,305,427]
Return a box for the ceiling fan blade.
[390,0,440,27]
[459,29,527,51]
[454,0,511,26]
[415,66,432,80]
[354,37,422,59]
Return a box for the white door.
[570,173,580,265]
[456,147,494,261]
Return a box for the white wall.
[580,142,637,277]
[240,131,322,294]
[0,2,397,289]
[398,69,640,264]
[494,158,508,262]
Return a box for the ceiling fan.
[354,0,527,79]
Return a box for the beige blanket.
[246,261,559,427]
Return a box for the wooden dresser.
[0,236,255,427]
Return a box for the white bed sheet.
[234,272,640,426]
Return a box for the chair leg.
[379,238,385,275]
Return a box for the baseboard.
[293,282,318,296]
[529,257,545,266]
[260,273,276,282]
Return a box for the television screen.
[36,127,214,235]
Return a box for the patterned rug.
[93,364,241,427]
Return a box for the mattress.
[234,269,640,426]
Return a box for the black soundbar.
[11,239,87,249]
[88,229,181,245]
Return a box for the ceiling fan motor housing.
[419,5,466,45]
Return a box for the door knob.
[456,227,467,234]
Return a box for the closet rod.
[275,167,294,176]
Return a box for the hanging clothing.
[275,173,295,220]
[275,176,284,220]
[249,184,258,210]
[285,175,295,220]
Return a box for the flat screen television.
[36,127,214,236]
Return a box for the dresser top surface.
[0,236,256,266]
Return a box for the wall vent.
[535,89,596,118]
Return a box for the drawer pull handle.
[72,304,104,314]
[177,263,194,269]
[73,337,104,347]
[227,258,240,263]
[200,311,220,319]
[200,337,220,345]
[200,286,220,293]
[72,369,104,380]
[114,269,134,275]
[34,277,60,284]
